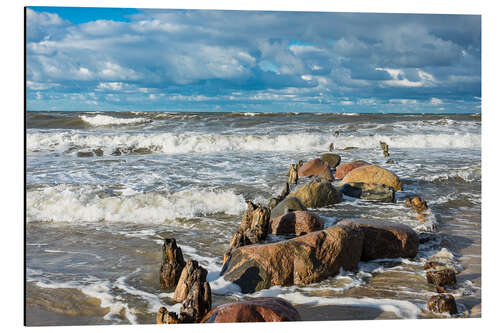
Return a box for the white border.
[3,1,498,333]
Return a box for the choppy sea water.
[25,111,481,325]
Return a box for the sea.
[25,111,481,325]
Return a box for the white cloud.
[430,97,443,105]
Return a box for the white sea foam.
[27,184,246,223]
[27,131,481,155]
[245,287,422,319]
[80,114,152,126]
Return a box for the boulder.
[335,160,370,179]
[427,294,458,315]
[159,238,186,290]
[340,182,395,202]
[270,196,307,220]
[320,153,341,169]
[426,268,457,287]
[341,165,403,191]
[268,211,322,236]
[336,219,418,260]
[290,180,342,208]
[201,297,301,323]
[220,225,364,293]
[298,158,333,181]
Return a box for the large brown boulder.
[200,297,301,323]
[320,153,341,169]
[340,165,403,191]
[270,196,307,219]
[335,160,370,179]
[220,225,364,293]
[336,219,418,260]
[298,158,333,181]
[290,180,343,208]
[426,269,457,287]
[268,211,322,236]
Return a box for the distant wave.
[27,131,481,155]
[27,185,246,223]
[80,115,152,126]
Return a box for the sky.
[25,7,481,113]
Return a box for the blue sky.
[26,7,481,113]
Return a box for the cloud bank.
[26,8,481,112]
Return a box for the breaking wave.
[27,132,481,155]
[26,184,246,223]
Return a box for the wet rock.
[270,196,307,220]
[337,219,419,260]
[111,148,122,156]
[343,146,358,150]
[341,165,403,191]
[426,268,457,287]
[268,211,322,236]
[77,151,94,157]
[424,261,449,271]
[427,294,458,315]
[131,147,153,155]
[409,197,428,213]
[320,153,341,169]
[328,143,334,151]
[223,203,271,265]
[290,180,342,208]
[201,297,301,323]
[159,238,186,290]
[386,159,395,164]
[340,182,395,202]
[93,148,104,157]
[221,225,364,293]
[335,160,370,179]
[298,158,333,181]
[173,260,208,303]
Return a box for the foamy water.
[25,111,481,324]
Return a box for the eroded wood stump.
[159,238,186,290]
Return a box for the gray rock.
[270,196,307,220]
[340,182,395,202]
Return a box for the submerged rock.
[159,238,186,290]
[290,180,342,208]
[335,160,370,179]
[320,153,341,169]
[298,158,333,181]
[270,196,307,220]
[268,211,322,236]
[340,182,395,202]
[341,165,403,191]
[220,224,364,293]
[336,219,418,260]
[427,294,458,315]
[407,197,429,213]
[77,151,94,157]
[200,297,301,323]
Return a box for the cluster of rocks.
[424,250,460,315]
[155,145,455,323]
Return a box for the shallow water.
[25,111,481,325]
